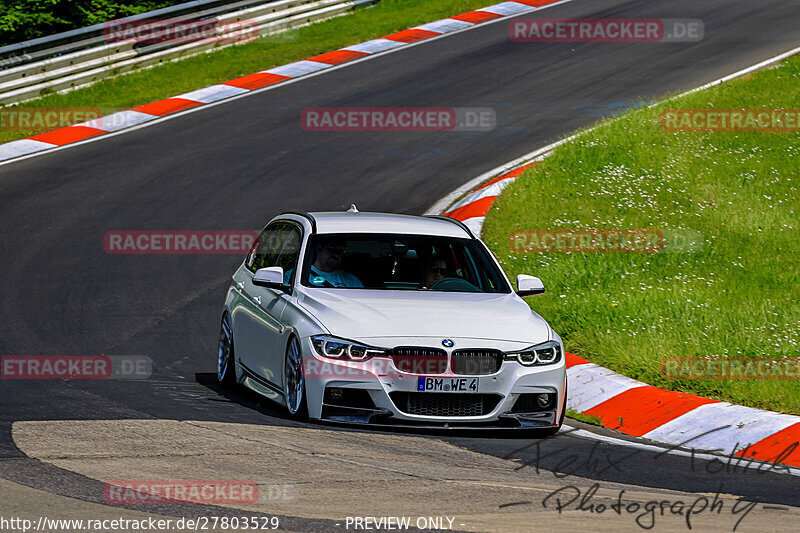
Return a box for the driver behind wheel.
[309,238,364,288]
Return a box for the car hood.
[296,288,550,345]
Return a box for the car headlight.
[504,340,562,366]
[311,335,389,361]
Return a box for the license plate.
[417,377,479,392]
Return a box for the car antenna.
[347,204,359,213]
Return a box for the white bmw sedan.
[218,208,567,432]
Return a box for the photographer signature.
[502,483,759,531]
[502,425,797,478]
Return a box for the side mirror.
[253,266,290,293]
[516,274,545,297]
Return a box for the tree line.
[0,0,184,46]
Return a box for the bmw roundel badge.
[442,339,454,348]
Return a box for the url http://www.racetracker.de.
[0,515,281,532]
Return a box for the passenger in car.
[421,257,447,289]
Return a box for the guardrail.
[0,0,378,106]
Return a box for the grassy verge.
[483,54,800,415]
[566,409,602,426]
[0,0,496,144]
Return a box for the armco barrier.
[0,0,568,163]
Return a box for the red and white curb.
[432,121,800,470]
[565,353,800,467]
[424,134,575,234]
[0,0,568,164]
[441,158,540,235]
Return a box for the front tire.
[217,313,236,386]
[284,336,307,418]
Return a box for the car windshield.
[300,233,511,293]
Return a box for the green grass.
[566,409,602,426]
[483,55,800,415]
[0,0,496,143]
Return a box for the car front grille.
[390,392,501,417]
[391,347,448,375]
[451,349,503,375]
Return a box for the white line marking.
[656,44,800,105]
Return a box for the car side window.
[276,226,302,282]
[247,223,290,273]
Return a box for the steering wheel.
[428,277,480,292]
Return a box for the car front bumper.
[300,337,567,429]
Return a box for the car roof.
[285,211,473,238]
